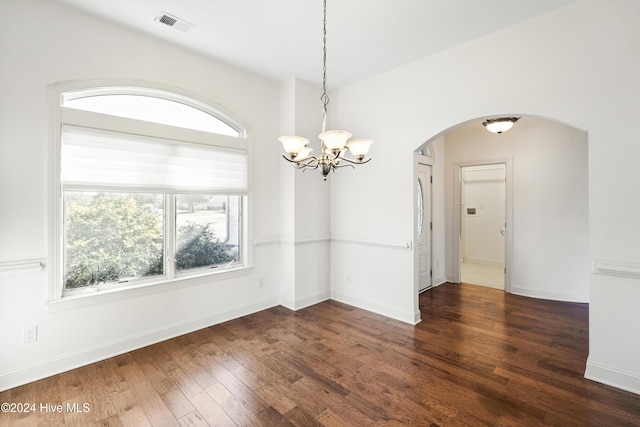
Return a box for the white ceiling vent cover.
[155,12,195,33]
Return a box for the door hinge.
[430,269,433,277]
[430,222,433,230]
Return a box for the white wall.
[0,0,284,390]
[329,0,640,393]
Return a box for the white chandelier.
[279,0,373,181]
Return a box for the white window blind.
[62,125,247,194]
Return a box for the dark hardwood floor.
[2,283,640,426]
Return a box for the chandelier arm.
[301,164,321,173]
[331,163,355,170]
[281,155,319,168]
[299,157,320,167]
[299,163,319,171]
[337,156,372,165]
[281,154,298,164]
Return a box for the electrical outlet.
[346,273,352,284]
[23,325,37,343]
[257,277,264,288]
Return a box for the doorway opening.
[453,158,513,293]
[460,163,506,290]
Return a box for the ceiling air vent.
[155,12,194,33]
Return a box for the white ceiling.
[52,0,579,89]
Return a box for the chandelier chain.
[321,0,328,108]
[320,0,329,132]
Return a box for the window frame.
[48,80,251,306]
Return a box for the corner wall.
[279,78,331,310]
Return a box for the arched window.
[62,87,242,137]
[51,85,248,298]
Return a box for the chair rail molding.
[0,259,45,275]
[594,259,640,279]
[256,235,409,248]
[331,234,412,251]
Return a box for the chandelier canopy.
[279,0,373,181]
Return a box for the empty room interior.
[1,0,640,425]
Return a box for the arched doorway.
[415,115,589,303]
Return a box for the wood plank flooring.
[2,283,640,426]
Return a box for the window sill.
[46,265,253,313]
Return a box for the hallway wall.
[462,165,506,266]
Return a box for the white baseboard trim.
[585,359,640,396]
[295,291,331,311]
[331,290,420,325]
[475,282,505,291]
[433,276,447,287]
[0,296,280,392]
[281,291,331,312]
[510,285,589,303]
[463,257,503,267]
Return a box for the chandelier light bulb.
[345,139,374,160]
[319,130,352,151]
[279,135,309,156]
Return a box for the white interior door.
[417,163,432,292]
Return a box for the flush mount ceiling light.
[279,0,373,181]
[482,117,520,134]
